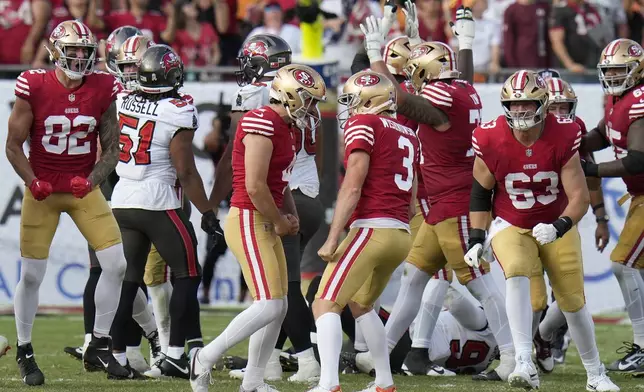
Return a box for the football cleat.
[472,369,502,381]
[63,346,84,361]
[402,348,455,376]
[190,349,212,392]
[287,352,320,383]
[126,348,149,374]
[340,351,374,376]
[586,365,620,391]
[551,325,570,364]
[306,385,342,392]
[230,350,282,381]
[356,382,397,392]
[240,384,280,392]
[606,342,644,372]
[533,330,554,373]
[145,354,191,379]
[83,336,131,379]
[16,343,45,386]
[508,355,539,390]
[221,355,248,370]
[146,330,163,367]
[279,351,299,373]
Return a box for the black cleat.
[145,354,191,379]
[123,361,147,379]
[63,346,83,361]
[221,355,248,370]
[278,351,299,373]
[606,342,644,373]
[534,329,554,373]
[83,336,131,379]
[146,331,162,364]
[472,369,502,381]
[16,343,45,386]
[402,347,455,376]
[551,324,570,364]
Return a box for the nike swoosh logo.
[168,360,189,374]
[25,354,33,359]
[98,357,109,369]
[432,367,445,374]
[617,361,636,371]
[347,120,357,127]
[253,111,264,117]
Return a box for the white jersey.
[428,311,498,374]
[232,82,320,198]
[112,91,198,210]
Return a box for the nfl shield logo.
[68,94,75,102]
[526,149,533,157]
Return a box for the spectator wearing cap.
[503,0,551,69]
[247,1,302,53]
[172,0,221,66]
[549,0,605,75]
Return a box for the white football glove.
[464,243,484,269]
[381,0,398,40]
[532,223,558,245]
[360,16,385,63]
[402,0,421,46]
[450,6,475,50]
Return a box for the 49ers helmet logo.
[51,24,66,40]
[629,44,643,57]
[293,69,315,87]
[410,45,430,59]
[243,41,269,60]
[161,51,181,75]
[534,75,546,89]
[354,74,380,87]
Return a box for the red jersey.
[103,11,166,42]
[418,79,482,224]
[230,106,296,210]
[343,114,420,227]
[14,69,120,192]
[575,116,587,134]
[172,23,219,66]
[473,114,581,230]
[0,0,36,64]
[604,87,644,196]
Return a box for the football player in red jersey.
[465,70,618,391]
[580,38,644,374]
[190,64,326,392]
[360,6,515,381]
[6,20,131,384]
[309,70,419,392]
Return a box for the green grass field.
[0,312,640,391]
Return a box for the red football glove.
[70,176,92,199]
[29,179,53,201]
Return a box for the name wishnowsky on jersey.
[120,94,159,117]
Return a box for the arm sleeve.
[343,117,375,156]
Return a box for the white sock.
[563,306,601,375]
[114,351,127,366]
[357,310,393,388]
[148,282,172,352]
[167,346,184,359]
[316,312,343,390]
[132,287,157,337]
[411,279,449,348]
[14,258,47,345]
[505,276,533,358]
[93,244,126,338]
[199,299,284,368]
[444,286,487,330]
[354,320,367,352]
[467,274,514,354]
[242,298,287,390]
[384,263,430,352]
[612,262,644,346]
[539,301,567,341]
[532,310,543,338]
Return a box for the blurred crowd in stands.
[0,0,642,81]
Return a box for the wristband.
[458,37,473,50]
[591,203,605,213]
[552,216,573,238]
[469,228,486,245]
[366,49,383,63]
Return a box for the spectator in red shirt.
[31,0,106,68]
[89,0,177,44]
[172,0,221,66]
[417,0,449,44]
[0,0,51,65]
[196,0,239,65]
[503,0,551,68]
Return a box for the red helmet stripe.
[434,41,456,72]
[73,21,88,37]
[513,70,528,90]
[605,39,621,56]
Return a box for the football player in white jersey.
[212,34,323,383]
[109,44,221,377]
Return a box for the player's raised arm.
[6,97,37,186]
[583,118,644,177]
[450,6,475,85]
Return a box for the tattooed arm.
[580,118,610,154]
[88,102,119,186]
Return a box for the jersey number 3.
[395,136,415,191]
[119,113,156,165]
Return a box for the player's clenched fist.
[274,214,296,237]
[70,176,92,199]
[318,239,338,263]
[29,179,53,201]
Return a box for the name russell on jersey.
[120,94,160,116]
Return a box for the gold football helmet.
[338,71,396,127]
[384,36,412,76]
[501,70,549,131]
[47,20,98,80]
[116,35,155,88]
[598,38,644,96]
[546,77,577,120]
[404,41,460,93]
[270,64,327,128]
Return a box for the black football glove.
[201,210,224,246]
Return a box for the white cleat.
[126,348,150,373]
[229,362,282,381]
[508,355,540,390]
[306,385,342,392]
[495,353,516,381]
[288,349,320,383]
[355,352,375,374]
[587,366,620,392]
[190,349,212,392]
[356,382,396,392]
[239,384,280,392]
